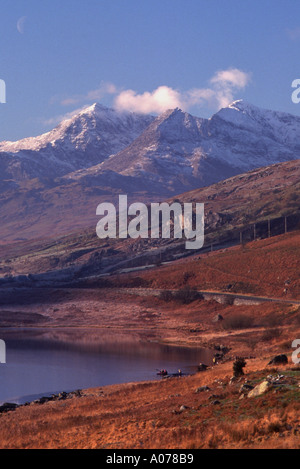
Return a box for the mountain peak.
[222,99,300,121]
[158,107,186,120]
[77,102,116,119]
[226,99,263,114]
[1,99,299,190]
[0,103,155,180]
[147,107,204,140]
[80,102,102,114]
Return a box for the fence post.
[285,216,287,234]
[0,340,6,364]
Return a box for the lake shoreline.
[0,326,215,406]
[0,355,298,449]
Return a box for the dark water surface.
[0,328,213,404]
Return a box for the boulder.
[37,397,51,405]
[195,386,211,393]
[69,389,82,398]
[268,355,288,366]
[208,394,223,403]
[197,363,208,372]
[229,376,238,385]
[213,314,224,323]
[179,405,189,412]
[58,392,68,400]
[0,403,18,413]
[248,380,272,398]
[239,383,254,394]
[211,400,221,406]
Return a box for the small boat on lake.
[156,369,168,376]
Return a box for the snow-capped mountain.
[0,103,154,181]
[90,100,300,194]
[0,98,299,243]
[0,99,299,195]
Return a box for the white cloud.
[114,86,185,114]
[46,68,251,126]
[186,88,216,106]
[113,68,251,114]
[209,68,252,108]
[210,68,250,89]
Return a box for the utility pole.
[284,216,287,234]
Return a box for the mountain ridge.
[0,100,299,242]
[0,159,298,273]
[79,100,300,194]
[0,100,299,191]
[0,159,298,245]
[0,104,154,181]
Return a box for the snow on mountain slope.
[207,100,300,168]
[0,100,299,195]
[91,100,300,194]
[0,104,154,181]
[217,100,300,145]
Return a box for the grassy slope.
[0,232,299,449]
[0,361,299,449]
[0,160,299,279]
[127,231,300,300]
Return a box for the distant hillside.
[0,160,298,282]
[0,100,299,243]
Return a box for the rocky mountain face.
[0,100,299,242]
[0,103,154,181]
[0,159,298,278]
[96,100,300,193]
[1,100,299,190]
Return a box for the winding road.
[124,288,300,306]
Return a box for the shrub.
[174,286,202,304]
[260,314,282,328]
[159,290,174,302]
[222,314,254,330]
[261,328,282,342]
[233,357,247,377]
[183,271,195,283]
[267,421,285,434]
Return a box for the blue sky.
[0,0,300,140]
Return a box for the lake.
[0,328,213,405]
